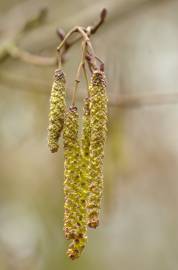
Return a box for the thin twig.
[72,41,87,106]
[77,26,97,70]
[82,62,89,94]
[90,8,107,34]
[57,26,79,52]
[56,8,107,63]
[57,25,98,71]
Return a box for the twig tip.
[100,8,107,21]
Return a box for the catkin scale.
[67,236,87,260]
[63,106,88,259]
[87,70,108,228]
[48,69,66,153]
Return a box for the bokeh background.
[0,0,178,269]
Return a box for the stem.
[77,27,97,70]
[57,26,97,71]
[57,26,79,52]
[56,8,107,64]
[57,26,83,68]
[82,62,89,95]
[71,41,87,106]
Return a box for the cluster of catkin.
[48,68,108,259]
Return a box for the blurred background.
[1,0,178,269]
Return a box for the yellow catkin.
[66,98,91,260]
[63,106,88,259]
[87,70,108,228]
[48,69,66,153]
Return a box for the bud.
[48,69,66,153]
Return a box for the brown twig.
[77,26,97,70]
[72,40,87,106]
[56,8,107,65]
[90,8,107,34]
[57,25,98,71]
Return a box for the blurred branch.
[1,68,178,108]
[110,92,178,108]
[0,6,48,62]
[0,8,107,67]
[22,7,48,32]
[7,45,56,66]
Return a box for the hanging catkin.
[63,106,88,259]
[48,69,66,153]
[66,98,91,259]
[87,70,108,228]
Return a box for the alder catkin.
[63,106,88,259]
[66,98,91,259]
[87,70,108,228]
[48,69,66,153]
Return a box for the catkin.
[87,70,108,228]
[48,69,66,153]
[66,98,91,259]
[63,106,88,259]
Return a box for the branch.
[1,68,178,108]
[0,6,48,63]
[7,45,56,66]
[56,8,107,65]
[110,92,178,108]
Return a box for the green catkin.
[66,98,91,260]
[87,70,108,228]
[48,69,66,153]
[63,106,88,259]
